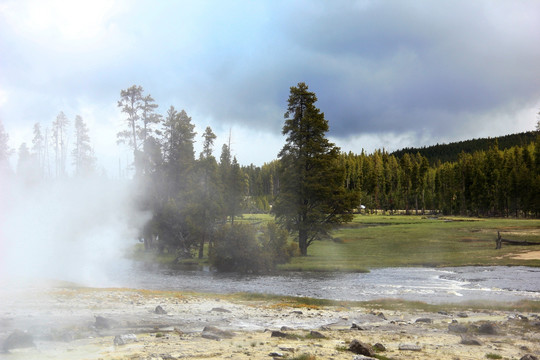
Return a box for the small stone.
[460,335,482,346]
[353,356,377,360]
[94,316,111,329]
[349,339,374,357]
[280,326,294,331]
[201,326,235,340]
[457,312,469,318]
[114,334,137,346]
[351,323,368,330]
[269,352,284,357]
[210,307,231,313]
[478,322,497,335]
[155,305,167,314]
[438,310,449,316]
[520,355,538,360]
[373,343,386,352]
[448,324,468,333]
[415,318,433,324]
[291,310,303,315]
[399,344,422,351]
[278,345,295,352]
[309,330,326,339]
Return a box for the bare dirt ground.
[510,251,540,260]
[0,285,539,360]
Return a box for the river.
[109,264,540,304]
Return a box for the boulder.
[2,330,35,351]
[349,339,374,357]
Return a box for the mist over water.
[0,172,149,287]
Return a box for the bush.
[210,222,294,273]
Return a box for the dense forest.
[391,131,538,165]
[244,137,540,218]
[1,84,539,271]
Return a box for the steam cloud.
[0,172,149,287]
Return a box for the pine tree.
[72,115,96,177]
[273,82,359,255]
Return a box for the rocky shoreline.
[1,286,539,359]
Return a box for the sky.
[1,0,540,176]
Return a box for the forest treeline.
[391,131,538,165]
[245,137,540,218]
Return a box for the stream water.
[109,265,540,304]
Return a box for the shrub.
[210,222,295,273]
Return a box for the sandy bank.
[0,286,539,359]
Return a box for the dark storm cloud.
[1,0,539,166]
[269,0,540,139]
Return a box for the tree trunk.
[299,228,308,256]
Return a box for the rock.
[201,326,235,340]
[351,323,368,330]
[448,323,468,333]
[114,333,137,346]
[155,305,167,314]
[270,331,297,339]
[520,355,538,360]
[369,311,386,320]
[349,339,374,357]
[280,326,294,331]
[399,344,422,351]
[2,330,35,351]
[278,345,295,352]
[457,312,469,318]
[353,356,377,360]
[438,310,449,316]
[415,318,433,324]
[94,315,111,329]
[291,310,303,315]
[269,352,284,357]
[309,330,326,339]
[478,322,497,335]
[460,335,482,346]
[373,343,386,352]
[210,307,231,313]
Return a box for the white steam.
[0,173,149,287]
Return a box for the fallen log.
[496,231,540,249]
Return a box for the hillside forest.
[1,84,539,271]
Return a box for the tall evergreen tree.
[273,82,359,255]
[52,111,69,178]
[72,115,96,177]
[31,123,45,178]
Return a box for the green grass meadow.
[273,215,540,271]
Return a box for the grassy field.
[268,214,540,271]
